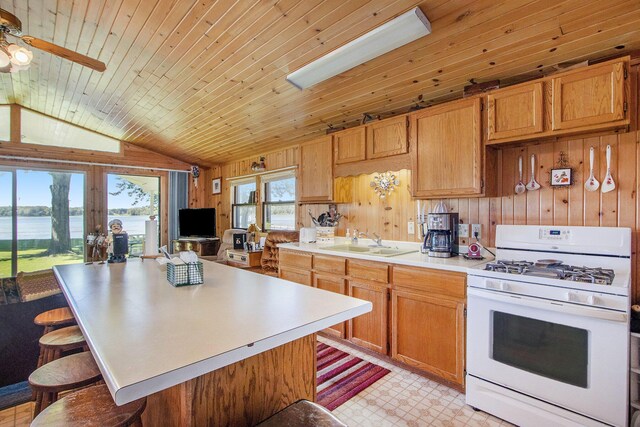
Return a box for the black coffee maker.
[421,212,459,258]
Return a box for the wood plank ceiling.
[0,0,639,165]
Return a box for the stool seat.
[31,384,146,427]
[39,325,85,350]
[29,352,102,416]
[34,307,75,332]
[256,400,347,427]
[29,351,101,391]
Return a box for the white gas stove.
[466,225,631,427]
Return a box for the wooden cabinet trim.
[348,259,390,284]
[347,279,388,354]
[552,61,626,131]
[391,288,465,385]
[313,254,346,275]
[487,82,544,140]
[411,97,483,198]
[366,115,408,160]
[334,127,367,165]
[279,249,313,270]
[392,265,466,300]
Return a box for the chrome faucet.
[358,231,384,247]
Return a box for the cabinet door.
[391,287,465,386]
[279,267,312,286]
[313,274,347,338]
[366,116,408,159]
[299,136,333,202]
[412,98,482,197]
[552,61,626,130]
[334,127,366,164]
[347,280,388,354]
[487,82,543,140]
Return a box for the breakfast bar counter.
[53,259,371,426]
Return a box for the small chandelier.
[370,172,400,199]
[0,32,33,73]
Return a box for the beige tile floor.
[322,336,514,427]
[0,339,513,427]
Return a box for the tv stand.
[173,237,220,256]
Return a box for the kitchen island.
[53,259,371,426]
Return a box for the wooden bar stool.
[29,351,102,416]
[38,325,87,367]
[31,384,146,427]
[34,307,76,335]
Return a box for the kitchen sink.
[319,244,417,257]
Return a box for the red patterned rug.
[316,341,391,410]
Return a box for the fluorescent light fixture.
[286,7,431,89]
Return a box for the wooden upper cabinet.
[412,98,483,198]
[298,136,333,202]
[487,82,543,140]
[334,127,366,165]
[366,116,408,159]
[552,60,626,130]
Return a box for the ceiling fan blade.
[21,36,106,72]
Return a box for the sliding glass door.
[1,168,85,277]
[107,173,160,257]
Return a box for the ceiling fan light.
[0,51,10,68]
[7,45,32,66]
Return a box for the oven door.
[467,287,628,426]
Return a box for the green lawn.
[0,248,84,277]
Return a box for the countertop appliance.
[421,212,458,257]
[466,225,631,427]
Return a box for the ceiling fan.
[0,8,106,73]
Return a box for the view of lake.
[0,215,151,240]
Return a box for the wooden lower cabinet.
[347,280,388,354]
[391,287,465,386]
[313,273,347,338]
[279,267,312,286]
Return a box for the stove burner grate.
[484,260,615,286]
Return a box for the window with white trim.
[231,179,257,229]
[262,172,295,231]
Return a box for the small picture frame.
[551,168,572,187]
[212,177,222,195]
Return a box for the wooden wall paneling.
[552,139,569,225]
[538,141,555,225]
[500,146,517,225]
[524,144,540,224]
[583,137,601,226]
[599,135,619,227]
[513,146,528,225]
[567,138,585,225]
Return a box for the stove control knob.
[500,282,510,291]
[564,292,576,302]
[587,295,599,305]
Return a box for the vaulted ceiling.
[0,0,639,165]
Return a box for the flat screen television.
[179,208,216,237]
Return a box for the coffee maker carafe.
[421,212,459,257]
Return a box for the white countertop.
[279,238,492,273]
[53,260,371,405]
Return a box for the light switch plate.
[408,221,415,235]
[458,224,469,238]
[471,224,482,240]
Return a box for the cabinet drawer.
[348,259,389,283]
[313,254,345,275]
[280,250,312,270]
[279,267,312,286]
[392,266,465,300]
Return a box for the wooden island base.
[142,335,317,427]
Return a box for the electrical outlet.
[471,224,482,240]
[407,221,415,235]
[458,224,469,238]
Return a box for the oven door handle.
[468,287,628,322]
